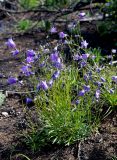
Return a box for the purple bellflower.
[50,52,60,63]
[6,38,16,49]
[112,76,117,83]
[37,81,49,91]
[79,89,85,97]
[48,79,53,87]
[26,98,33,104]
[96,67,101,73]
[26,56,34,63]
[52,70,60,80]
[100,77,106,82]
[21,65,33,76]
[8,77,18,85]
[94,81,102,87]
[26,50,36,57]
[53,62,63,69]
[50,26,57,33]
[81,40,88,49]
[39,61,45,68]
[59,32,67,39]
[72,99,80,105]
[80,61,87,68]
[84,74,89,82]
[73,54,82,61]
[82,54,90,60]
[109,89,114,94]
[95,90,100,99]
[91,55,96,60]
[11,49,19,56]
[79,12,86,17]
[83,85,90,93]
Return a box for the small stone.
[2,112,9,117]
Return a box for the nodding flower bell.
[37,81,49,91]
[26,50,36,57]
[21,65,33,76]
[79,89,85,97]
[26,98,33,104]
[83,85,90,93]
[11,49,19,56]
[6,38,16,49]
[50,52,60,63]
[59,32,67,39]
[95,90,100,99]
[73,54,82,61]
[52,70,60,80]
[100,77,106,82]
[82,54,90,60]
[8,77,18,85]
[112,76,117,83]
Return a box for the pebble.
[1,112,9,117]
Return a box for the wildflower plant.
[5,29,117,151]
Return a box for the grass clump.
[5,30,117,152]
[35,67,91,145]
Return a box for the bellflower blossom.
[80,61,87,68]
[75,99,80,105]
[101,77,106,82]
[107,55,113,59]
[111,49,116,54]
[112,76,117,83]
[81,40,88,49]
[39,61,45,68]
[48,79,53,87]
[95,81,102,87]
[37,81,48,91]
[26,56,34,63]
[8,77,18,85]
[21,65,33,76]
[84,74,89,82]
[91,55,96,60]
[72,99,80,105]
[59,32,67,39]
[50,52,62,69]
[53,62,63,69]
[26,50,36,57]
[82,54,90,60]
[73,54,82,61]
[109,89,114,94]
[6,38,16,49]
[11,49,19,56]
[26,98,33,104]
[50,26,57,33]
[83,85,90,92]
[79,89,85,97]
[50,52,60,63]
[96,67,101,73]
[79,12,86,17]
[52,70,60,80]
[95,90,100,99]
